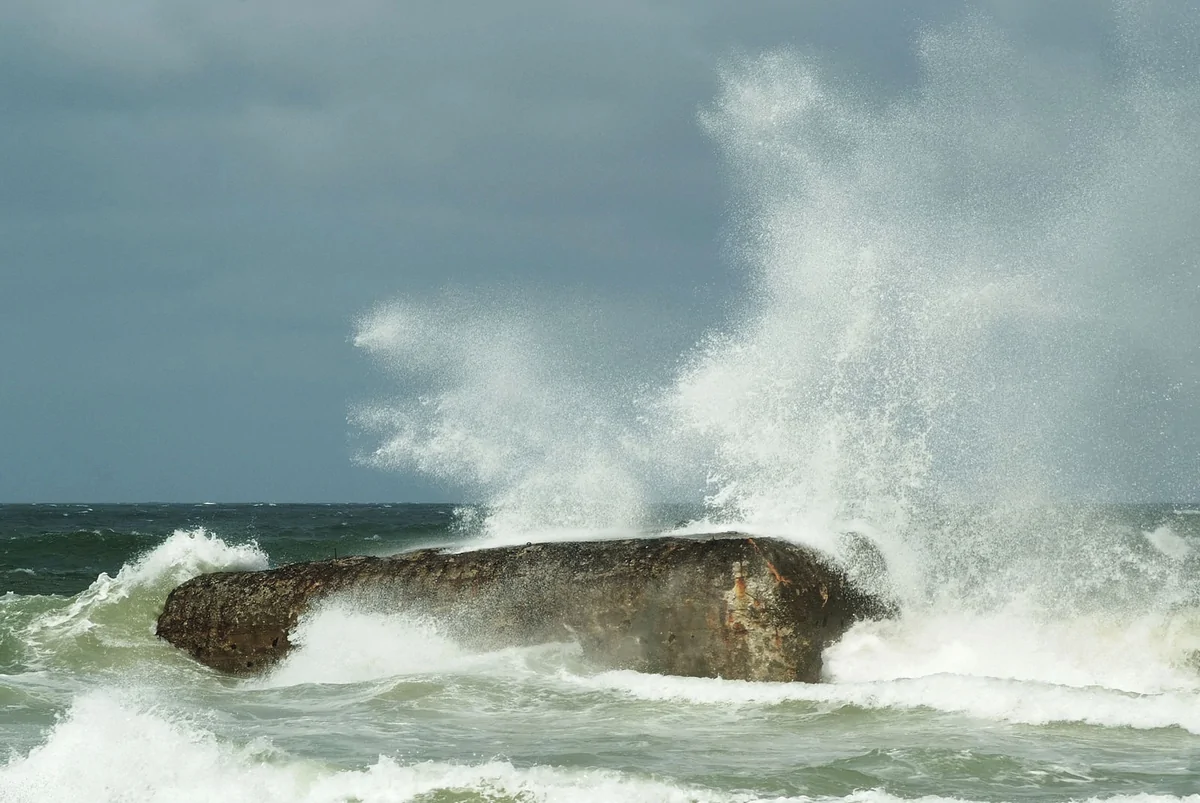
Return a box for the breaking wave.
[12,529,267,671]
[7,692,1199,803]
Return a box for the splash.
[351,296,656,543]
[259,602,467,687]
[353,4,1200,626]
[676,4,1200,533]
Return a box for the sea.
[7,3,1200,801]
[3,503,1200,803]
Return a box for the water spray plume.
[354,6,1200,629]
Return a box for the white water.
[26,527,267,633]
[5,691,1200,803]
[254,602,571,688]
[226,558,1200,734]
[571,669,1200,734]
[259,604,470,687]
[3,521,1200,802]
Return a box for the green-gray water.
[3,503,1200,802]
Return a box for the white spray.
[352,4,1200,683]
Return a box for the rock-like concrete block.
[156,534,890,682]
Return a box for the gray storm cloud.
[1,0,1195,503]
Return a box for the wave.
[249,588,1200,735]
[568,668,1200,734]
[557,595,1200,733]
[250,582,1200,734]
[10,528,267,672]
[339,18,1200,753]
[253,600,576,689]
[4,691,1198,803]
[825,607,1200,693]
[255,602,470,688]
[568,661,1200,736]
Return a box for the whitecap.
[23,528,267,640]
[0,691,812,803]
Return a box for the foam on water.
[258,587,1200,732]
[0,691,818,803]
[569,668,1200,735]
[257,602,471,688]
[11,693,1196,803]
[824,607,1200,694]
[254,598,583,689]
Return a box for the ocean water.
[3,503,1200,803]
[7,3,1200,801]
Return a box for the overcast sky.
[2,1,1195,502]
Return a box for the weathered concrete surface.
[156,535,891,682]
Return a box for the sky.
[1,1,1196,503]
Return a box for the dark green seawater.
[2,503,1200,803]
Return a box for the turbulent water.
[7,3,1200,801]
[3,503,1200,803]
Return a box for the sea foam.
[558,597,1200,733]
[0,691,834,803]
[5,691,1199,803]
[567,668,1200,735]
[256,602,469,688]
[253,599,579,689]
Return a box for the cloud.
[2,0,1196,501]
